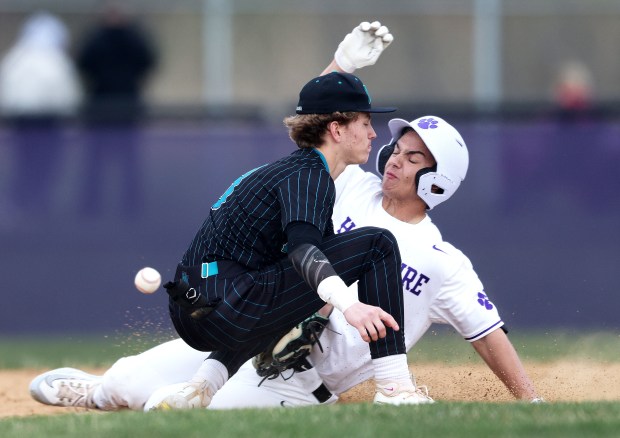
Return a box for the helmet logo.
[417,118,439,129]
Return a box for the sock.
[372,354,412,384]
[191,358,228,393]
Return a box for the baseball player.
[148,82,424,404]
[30,21,542,411]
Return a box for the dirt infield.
[3,361,619,418]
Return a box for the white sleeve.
[431,249,504,342]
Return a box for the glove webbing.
[253,313,336,386]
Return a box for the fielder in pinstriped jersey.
[153,63,433,409]
[172,153,403,359]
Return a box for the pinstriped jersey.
[182,148,335,270]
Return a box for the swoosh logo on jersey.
[432,244,447,254]
[280,400,289,407]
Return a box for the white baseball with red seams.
[134,267,162,294]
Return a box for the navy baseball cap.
[296,72,396,114]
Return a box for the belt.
[199,260,248,279]
[312,383,333,403]
[201,261,219,278]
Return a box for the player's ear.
[326,120,342,141]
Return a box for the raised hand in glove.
[334,21,394,73]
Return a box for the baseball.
[134,267,162,294]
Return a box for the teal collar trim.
[312,148,330,173]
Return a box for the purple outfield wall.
[1,115,619,334]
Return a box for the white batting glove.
[334,21,394,73]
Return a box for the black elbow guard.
[288,244,337,291]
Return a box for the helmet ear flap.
[375,142,395,175]
[414,165,438,210]
[414,165,437,189]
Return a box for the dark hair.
[283,112,360,149]
[399,126,415,138]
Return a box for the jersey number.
[212,165,266,210]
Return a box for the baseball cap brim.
[296,104,396,114]
[296,72,397,114]
[365,106,397,113]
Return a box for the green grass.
[0,332,174,369]
[2,402,620,438]
[1,328,618,369]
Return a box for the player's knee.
[103,356,139,389]
[370,227,399,255]
[103,355,170,410]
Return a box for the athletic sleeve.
[278,167,335,234]
[285,221,323,251]
[285,222,341,293]
[430,245,504,342]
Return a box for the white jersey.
[97,165,504,411]
[310,165,503,395]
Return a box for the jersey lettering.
[401,262,430,296]
[338,216,431,295]
[336,216,356,234]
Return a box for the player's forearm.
[320,59,346,76]
[289,243,358,313]
[471,329,540,401]
[317,303,334,318]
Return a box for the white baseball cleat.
[152,380,215,410]
[29,367,101,409]
[373,377,434,406]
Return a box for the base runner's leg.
[96,339,208,410]
[209,361,336,409]
[29,339,208,411]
